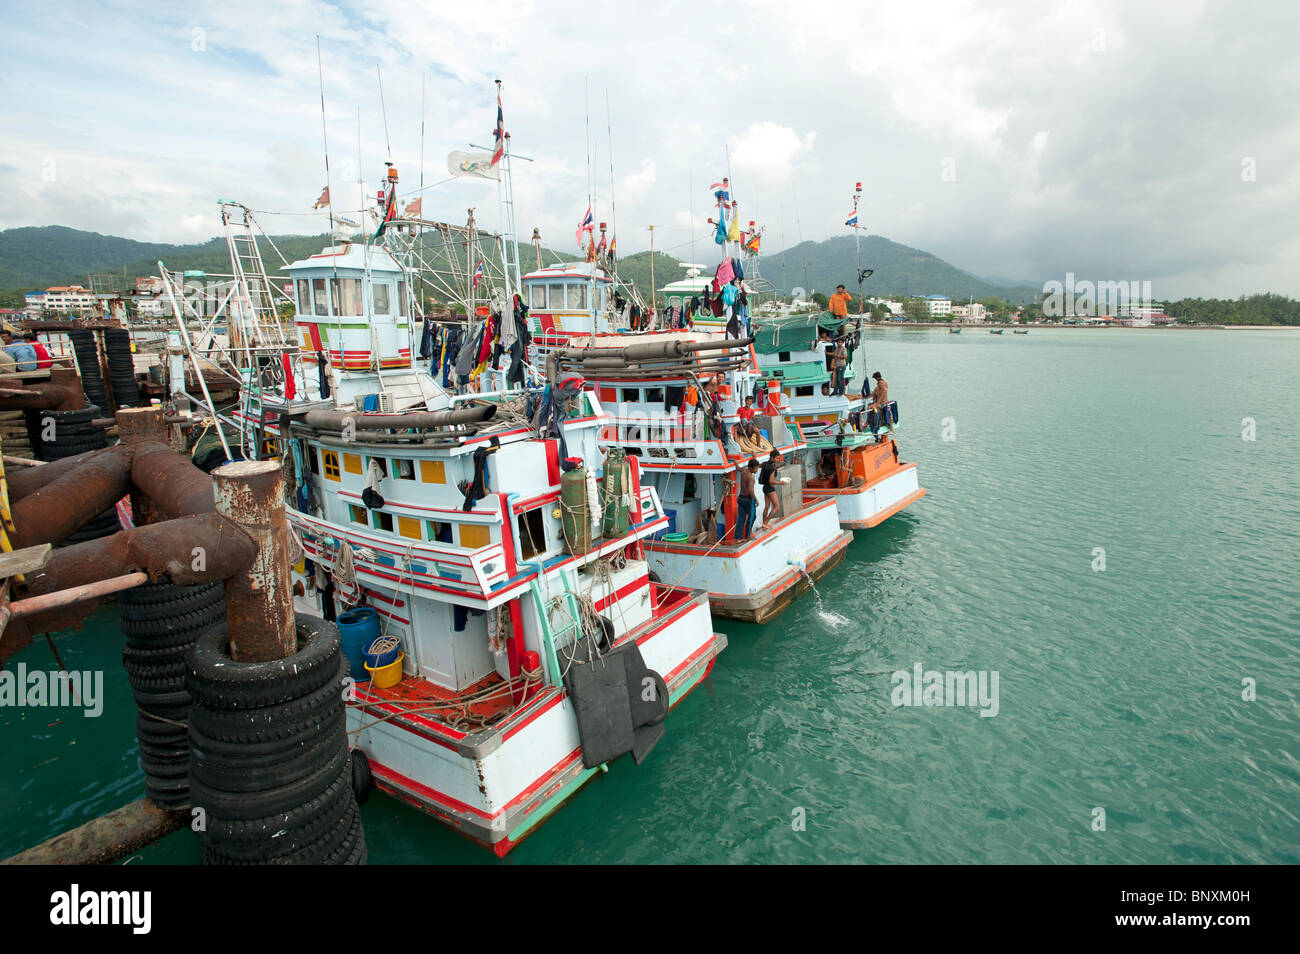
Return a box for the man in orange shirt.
[829,284,851,318]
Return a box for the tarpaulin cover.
[752,312,848,353]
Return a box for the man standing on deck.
[759,450,789,527]
[829,284,851,319]
[866,371,891,442]
[737,459,760,540]
[830,337,848,395]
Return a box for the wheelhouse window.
[339,278,362,315]
[372,283,392,315]
[312,278,329,316]
[529,283,547,309]
[517,507,547,560]
[394,458,415,480]
[296,279,311,314]
[396,280,406,315]
[565,283,588,310]
[329,278,341,315]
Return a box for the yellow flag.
[726,210,741,242]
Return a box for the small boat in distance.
[949,326,961,334]
[1013,329,1028,334]
[989,328,1004,335]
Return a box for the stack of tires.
[187,616,366,865]
[68,330,107,412]
[104,328,140,408]
[27,404,109,462]
[120,579,226,809]
[25,403,119,545]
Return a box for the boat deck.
[363,670,517,728]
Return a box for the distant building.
[924,294,952,316]
[867,297,905,317]
[41,285,96,315]
[951,302,987,323]
[24,292,46,316]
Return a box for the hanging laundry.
[362,459,386,510]
[726,208,741,242]
[460,438,499,511]
[716,258,735,286]
[280,353,296,400]
[317,352,331,398]
[713,216,727,245]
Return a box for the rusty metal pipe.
[6,445,119,501]
[304,404,496,432]
[2,797,186,866]
[8,572,148,619]
[213,460,295,662]
[22,513,257,597]
[9,445,132,549]
[130,441,215,518]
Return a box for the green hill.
[754,234,1040,304]
[1,225,1038,308]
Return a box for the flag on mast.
[313,186,330,209]
[404,197,422,218]
[490,92,505,166]
[472,259,484,289]
[845,212,859,227]
[575,206,594,247]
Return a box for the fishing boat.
[750,311,925,530]
[1013,329,1028,334]
[989,328,1004,335]
[542,327,852,623]
[161,166,727,856]
[949,326,961,334]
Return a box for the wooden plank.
[1,797,187,865]
[0,543,52,578]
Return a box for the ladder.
[221,203,291,365]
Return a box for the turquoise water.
[3,329,1297,863]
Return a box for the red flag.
[312,186,330,209]
[491,93,505,166]
[405,197,422,218]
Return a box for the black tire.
[126,666,189,695]
[203,762,352,846]
[188,665,347,745]
[190,724,346,794]
[120,584,224,622]
[647,570,662,585]
[350,749,372,806]
[123,580,222,606]
[189,743,349,819]
[189,702,342,759]
[44,404,101,425]
[187,617,341,710]
[204,801,361,866]
[136,715,188,746]
[121,604,226,642]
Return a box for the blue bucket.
[337,608,380,682]
[364,634,402,670]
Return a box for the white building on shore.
[924,294,952,317]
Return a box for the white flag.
[447,150,500,181]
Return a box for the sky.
[1,0,1297,298]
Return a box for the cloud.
[0,0,1296,297]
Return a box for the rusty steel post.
[117,408,169,526]
[212,460,295,662]
[116,406,168,446]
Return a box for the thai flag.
[491,93,505,166]
[845,212,859,227]
[472,260,484,289]
[575,206,593,246]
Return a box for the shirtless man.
[759,450,789,526]
[866,371,891,441]
[737,459,760,540]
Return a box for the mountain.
[0,226,202,290]
[754,234,1040,304]
[1,225,1039,309]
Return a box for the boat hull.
[644,499,851,624]
[804,439,926,529]
[347,587,725,855]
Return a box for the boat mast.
[494,79,514,310]
[853,181,863,314]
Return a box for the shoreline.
[852,321,1298,331]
